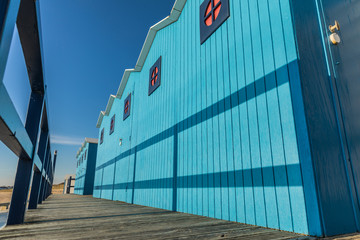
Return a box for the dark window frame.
[123,93,131,120]
[110,114,115,135]
[100,128,104,144]
[148,56,162,96]
[200,0,230,44]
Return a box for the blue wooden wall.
[93,0,321,235]
[75,142,98,195]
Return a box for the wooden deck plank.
[0,194,309,239]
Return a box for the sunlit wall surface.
[93,0,314,235]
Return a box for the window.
[200,0,230,44]
[123,93,131,120]
[85,150,87,159]
[148,56,161,96]
[100,128,104,144]
[110,115,115,135]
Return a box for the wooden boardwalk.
[0,194,310,239]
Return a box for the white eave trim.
[105,95,116,116]
[85,138,98,144]
[97,0,187,128]
[76,138,99,158]
[96,111,105,128]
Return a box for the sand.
[0,190,11,211]
[0,191,11,204]
[0,183,64,205]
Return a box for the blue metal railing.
[0,0,57,225]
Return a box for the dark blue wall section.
[291,0,360,236]
[75,140,98,195]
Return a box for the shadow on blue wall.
[94,61,302,213]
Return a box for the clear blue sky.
[0,0,175,185]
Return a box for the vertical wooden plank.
[142,64,149,206]
[128,82,136,204]
[205,28,215,219]
[150,45,157,208]
[171,25,177,210]
[183,4,189,214]
[177,14,184,213]
[188,0,196,215]
[257,0,280,230]
[268,0,294,232]
[152,39,158,208]
[164,29,170,210]
[248,0,268,227]
[249,0,269,227]
[231,0,246,223]
[278,0,308,234]
[194,0,203,217]
[190,2,196,215]
[163,29,170,210]
[158,89,164,209]
[180,12,186,213]
[134,73,142,206]
[239,0,256,225]
[199,0,209,215]
[155,32,161,209]
[162,29,167,210]
[170,25,176,211]
[194,0,200,216]
[216,23,230,221]
[210,34,222,220]
[222,21,237,222]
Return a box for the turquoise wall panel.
[92,0,320,235]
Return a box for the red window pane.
[151,67,158,86]
[205,1,212,15]
[124,101,129,114]
[204,0,222,26]
[214,3,221,19]
[205,16,212,26]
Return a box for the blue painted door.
[319,0,360,233]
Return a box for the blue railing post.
[38,143,50,205]
[28,129,48,209]
[7,91,44,225]
[42,153,51,201]
[47,151,57,197]
[28,170,42,209]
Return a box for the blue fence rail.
[0,0,57,225]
